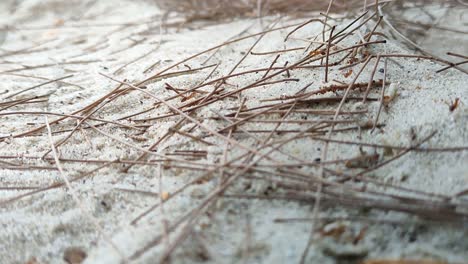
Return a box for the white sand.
[0,1,467,263]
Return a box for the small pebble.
[161,191,170,201]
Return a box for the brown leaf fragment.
[344,69,353,77]
[449,98,460,112]
[63,247,87,264]
[345,152,379,169]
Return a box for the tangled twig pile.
[155,0,362,18]
[0,0,467,263]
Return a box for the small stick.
[285,18,329,42]
[362,55,381,102]
[169,128,213,146]
[262,54,280,78]
[251,47,304,56]
[371,58,387,133]
[324,26,335,83]
[3,75,73,99]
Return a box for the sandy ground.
[0,1,467,264]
